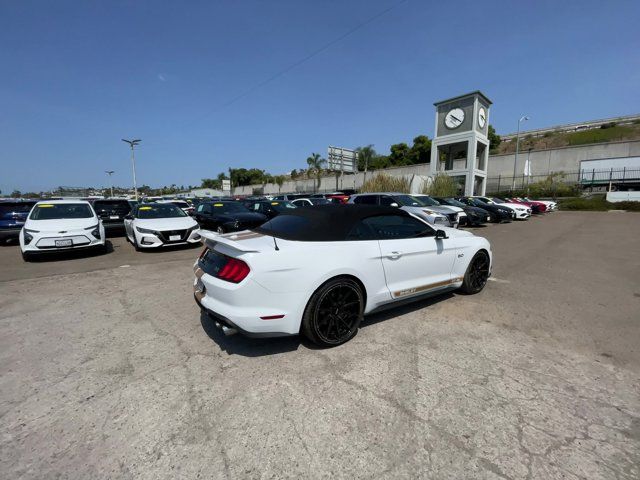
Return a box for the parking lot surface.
[1,212,639,479]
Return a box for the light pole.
[122,139,141,200]
[105,170,115,198]
[512,115,529,190]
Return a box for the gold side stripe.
[393,277,464,298]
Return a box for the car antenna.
[266,218,279,251]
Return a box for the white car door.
[365,215,457,300]
[123,210,135,239]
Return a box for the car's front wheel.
[459,251,490,294]
[21,251,32,262]
[301,277,364,347]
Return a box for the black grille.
[158,229,188,242]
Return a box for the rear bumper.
[194,268,304,336]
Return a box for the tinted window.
[361,215,433,240]
[392,195,423,207]
[93,200,131,214]
[439,198,466,208]
[30,203,94,220]
[379,196,396,206]
[207,202,247,214]
[414,196,439,206]
[269,201,297,212]
[353,195,377,205]
[311,198,331,205]
[0,202,36,214]
[136,204,186,219]
[171,201,190,208]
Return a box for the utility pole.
[105,170,115,198]
[122,139,141,200]
[512,116,529,190]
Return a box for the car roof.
[350,192,409,196]
[254,204,414,241]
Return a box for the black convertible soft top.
[253,204,412,241]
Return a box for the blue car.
[0,200,37,243]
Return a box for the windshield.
[414,196,440,206]
[209,202,248,214]
[491,198,506,203]
[136,204,187,219]
[171,201,190,208]
[394,195,423,207]
[270,201,297,212]
[30,203,94,220]
[441,198,466,208]
[471,198,489,207]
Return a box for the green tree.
[290,169,299,179]
[306,153,326,192]
[11,190,21,198]
[201,178,219,189]
[388,143,411,166]
[488,125,501,152]
[356,145,376,172]
[409,135,431,164]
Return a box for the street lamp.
[122,139,141,200]
[512,116,529,190]
[105,170,115,198]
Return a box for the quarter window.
[353,195,377,205]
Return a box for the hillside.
[494,122,640,154]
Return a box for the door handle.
[387,251,402,259]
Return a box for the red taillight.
[216,257,250,283]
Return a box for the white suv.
[20,200,106,261]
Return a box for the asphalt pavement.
[1,212,639,479]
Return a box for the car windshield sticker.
[271,202,279,205]
[38,204,54,207]
[139,206,152,210]
[214,203,223,207]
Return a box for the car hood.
[402,206,446,217]
[496,202,528,210]
[134,217,198,230]
[25,218,98,232]
[441,226,474,238]
[427,205,463,214]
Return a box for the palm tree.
[357,145,376,185]
[275,175,285,193]
[306,153,326,193]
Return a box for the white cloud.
[157,73,167,82]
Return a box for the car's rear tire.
[301,277,364,347]
[459,251,490,294]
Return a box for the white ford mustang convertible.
[194,205,492,347]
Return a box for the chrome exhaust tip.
[215,321,238,336]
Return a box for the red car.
[506,197,547,213]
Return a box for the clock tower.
[429,91,492,196]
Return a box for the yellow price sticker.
[139,206,152,210]
[271,202,279,205]
[38,204,54,208]
[213,203,224,207]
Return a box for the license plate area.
[55,239,73,247]
[109,215,119,220]
[169,235,181,241]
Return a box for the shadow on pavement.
[199,290,456,357]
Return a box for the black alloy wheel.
[460,251,490,294]
[302,278,364,347]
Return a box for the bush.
[558,195,640,211]
[360,173,410,193]
[422,173,458,197]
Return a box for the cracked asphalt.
[1,211,639,479]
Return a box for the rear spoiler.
[200,229,264,253]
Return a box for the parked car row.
[6,191,556,262]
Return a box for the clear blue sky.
[1,0,639,193]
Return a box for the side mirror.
[435,229,448,240]
[390,202,399,208]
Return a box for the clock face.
[478,107,487,128]
[444,108,465,129]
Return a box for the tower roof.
[434,91,492,106]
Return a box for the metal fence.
[486,168,640,194]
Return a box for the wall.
[488,140,640,177]
[232,140,640,195]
